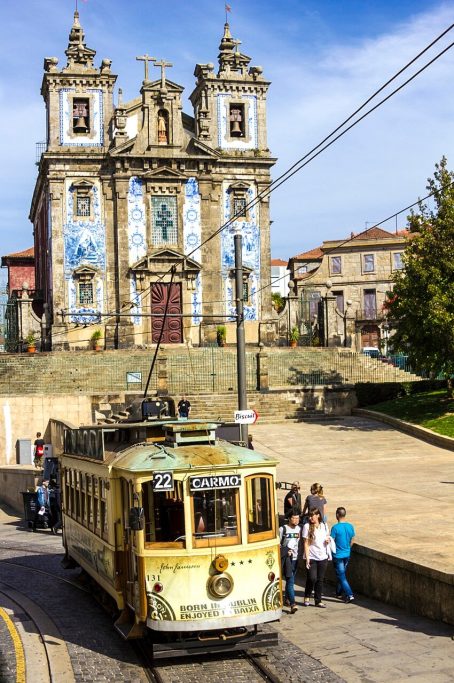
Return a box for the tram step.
[114,610,145,640]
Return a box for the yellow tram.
[56,409,282,656]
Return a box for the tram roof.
[108,439,278,472]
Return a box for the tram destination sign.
[189,474,241,491]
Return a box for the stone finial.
[100,58,112,74]
[64,10,97,71]
[217,22,251,76]
[44,57,59,72]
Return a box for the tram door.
[120,478,137,610]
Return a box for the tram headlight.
[213,554,229,573]
[268,572,276,582]
[208,572,234,598]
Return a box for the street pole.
[234,227,248,446]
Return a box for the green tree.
[386,157,454,392]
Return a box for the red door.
[361,324,379,348]
[151,283,182,343]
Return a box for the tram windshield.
[192,488,240,547]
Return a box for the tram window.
[142,481,185,548]
[93,477,99,532]
[86,475,93,527]
[192,488,240,548]
[100,478,108,539]
[246,475,275,542]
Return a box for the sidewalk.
[252,416,454,573]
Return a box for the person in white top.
[279,510,301,613]
[302,507,331,607]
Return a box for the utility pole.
[234,226,248,446]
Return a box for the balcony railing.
[355,308,385,321]
[36,141,47,164]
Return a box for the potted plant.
[90,329,103,351]
[289,326,299,349]
[25,332,37,353]
[216,325,227,347]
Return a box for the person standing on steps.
[33,432,45,468]
[177,395,191,419]
[330,506,356,602]
[279,509,301,614]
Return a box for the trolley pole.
[234,226,248,446]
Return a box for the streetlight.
[382,321,390,356]
[323,280,332,347]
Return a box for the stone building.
[1,247,41,351]
[287,227,407,351]
[30,12,275,350]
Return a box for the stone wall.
[0,394,93,466]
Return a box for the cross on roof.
[136,54,156,82]
[232,39,242,53]
[154,59,173,89]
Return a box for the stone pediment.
[142,167,188,181]
[73,264,98,276]
[143,79,184,94]
[131,248,201,276]
[191,138,221,158]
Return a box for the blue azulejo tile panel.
[128,177,147,265]
[67,279,103,325]
[183,177,202,324]
[59,89,104,147]
[64,182,106,323]
[216,94,257,150]
[221,182,260,321]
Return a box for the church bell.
[74,116,89,133]
[230,119,242,135]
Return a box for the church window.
[233,196,247,219]
[78,282,94,305]
[151,196,178,246]
[229,104,245,137]
[73,98,90,134]
[76,196,91,217]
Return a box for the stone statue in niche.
[158,111,168,144]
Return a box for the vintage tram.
[54,407,282,657]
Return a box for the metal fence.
[167,349,258,394]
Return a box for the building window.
[76,196,91,217]
[393,252,403,270]
[330,256,342,274]
[229,104,245,137]
[233,195,247,218]
[151,196,178,246]
[73,98,90,134]
[333,290,344,313]
[78,282,94,305]
[364,289,377,319]
[363,254,375,273]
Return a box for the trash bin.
[22,491,38,530]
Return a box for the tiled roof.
[271,258,288,266]
[291,246,323,260]
[349,227,399,241]
[3,247,34,259]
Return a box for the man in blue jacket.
[330,506,356,603]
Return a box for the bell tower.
[190,22,270,153]
[41,11,117,151]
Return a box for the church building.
[30,11,275,349]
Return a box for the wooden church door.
[151,282,182,343]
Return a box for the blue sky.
[0,0,453,263]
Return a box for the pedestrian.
[48,477,62,534]
[330,506,356,602]
[279,508,301,614]
[301,482,327,522]
[36,479,53,531]
[33,432,45,468]
[177,395,191,419]
[283,481,302,517]
[247,434,254,450]
[302,507,331,608]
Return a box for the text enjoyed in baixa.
[189,474,241,491]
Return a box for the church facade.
[30,12,275,349]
